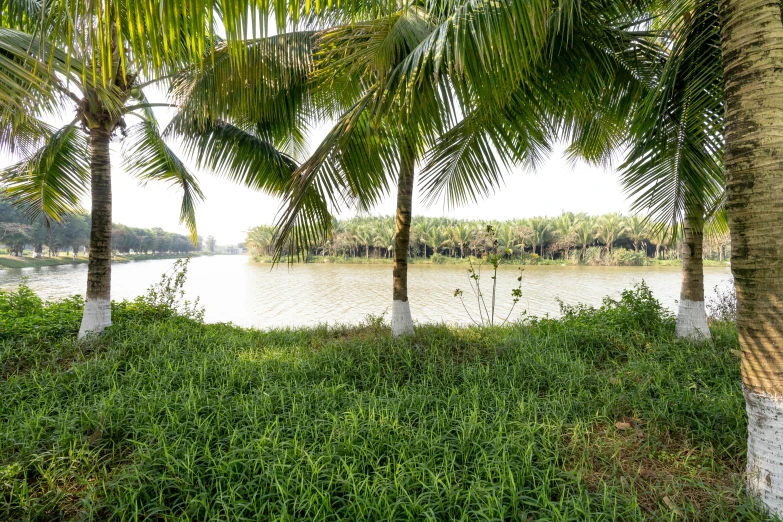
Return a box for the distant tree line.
[247,213,732,265]
[1,198,201,257]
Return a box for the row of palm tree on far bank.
[246,213,731,265]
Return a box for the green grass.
[0,283,768,521]
[0,255,84,269]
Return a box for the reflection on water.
[0,256,733,329]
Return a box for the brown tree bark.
[675,202,711,339]
[391,143,415,337]
[78,127,113,337]
[719,0,783,513]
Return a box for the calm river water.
[0,256,733,329]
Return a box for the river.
[0,256,733,329]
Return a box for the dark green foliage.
[0,283,83,341]
[0,284,769,520]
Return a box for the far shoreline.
[0,252,221,270]
[250,255,731,268]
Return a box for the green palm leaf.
[123,121,204,243]
[621,0,723,228]
[1,123,90,222]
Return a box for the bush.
[612,247,649,266]
[0,282,83,341]
[708,279,737,323]
[429,252,448,264]
[583,246,603,265]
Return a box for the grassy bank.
[0,283,763,520]
[0,252,217,270]
[254,254,731,268]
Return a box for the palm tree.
[0,27,209,337]
[264,0,656,336]
[496,223,519,259]
[621,0,723,340]
[576,217,597,261]
[373,226,395,259]
[354,225,374,259]
[625,215,649,253]
[0,1,330,338]
[529,217,553,257]
[451,223,473,258]
[246,226,275,257]
[595,214,627,254]
[717,0,783,511]
[414,219,433,260]
[554,212,579,260]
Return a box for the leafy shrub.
[707,279,737,323]
[611,247,649,266]
[583,246,603,265]
[1,260,203,346]
[552,282,675,363]
[429,253,448,264]
[559,281,673,335]
[0,281,83,341]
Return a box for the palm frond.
[0,123,90,222]
[621,0,723,227]
[419,85,553,207]
[273,91,398,258]
[169,118,299,193]
[122,120,204,243]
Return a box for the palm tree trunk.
[391,145,415,337]
[675,202,710,339]
[78,128,113,338]
[719,0,783,515]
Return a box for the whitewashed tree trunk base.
[391,300,414,338]
[746,388,783,517]
[78,298,112,339]
[675,299,711,340]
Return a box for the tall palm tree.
[267,0,655,336]
[246,226,275,257]
[496,223,519,259]
[595,214,627,253]
[451,223,472,258]
[528,217,553,257]
[373,225,395,259]
[625,215,649,253]
[621,0,723,340]
[576,217,597,261]
[0,27,207,338]
[354,225,374,259]
[554,212,579,259]
[0,1,334,338]
[717,0,783,512]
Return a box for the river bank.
[0,252,220,270]
[253,254,730,268]
[0,283,765,520]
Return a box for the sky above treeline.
[1,91,631,245]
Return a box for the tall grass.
[0,283,768,521]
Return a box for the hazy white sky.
[2,95,631,245]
